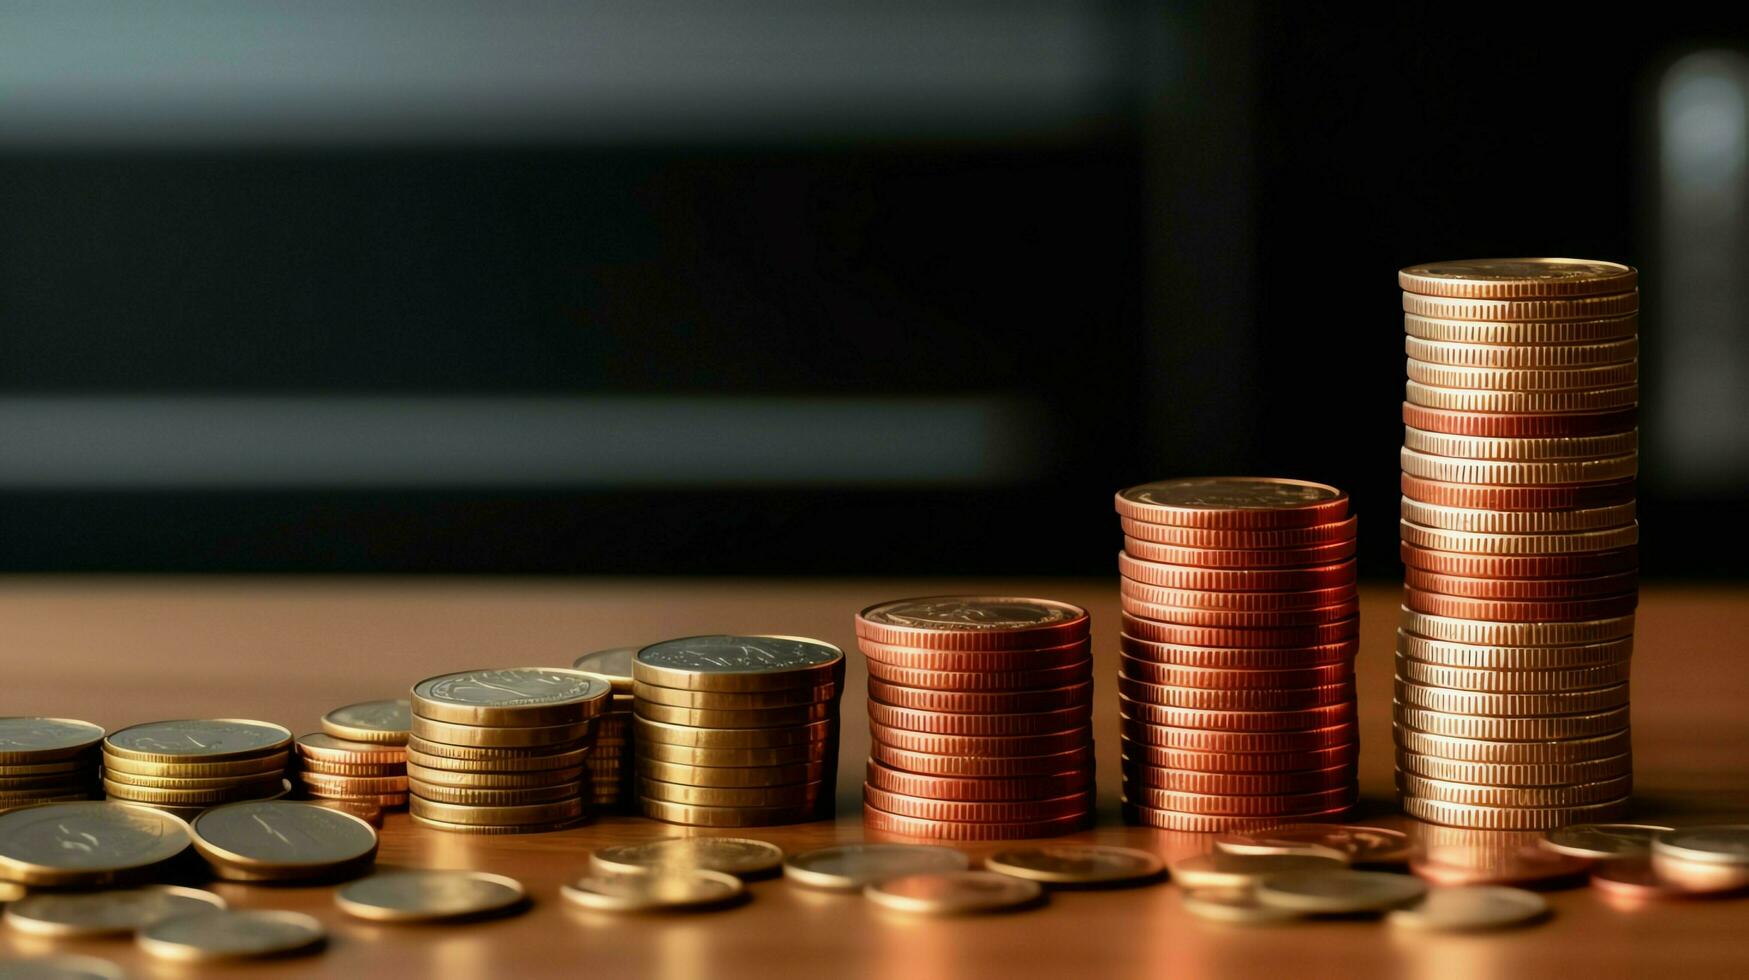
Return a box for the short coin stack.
[1396,259,1639,830]
[293,700,411,823]
[0,718,105,812]
[856,597,1096,840]
[407,668,611,834]
[633,635,843,827]
[101,720,293,819]
[573,647,639,811]
[1114,478,1360,831]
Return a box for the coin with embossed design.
[0,802,191,887]
[190,800,377,881]
[0,718,105,764]
[322,700,412,744]
[136,909,325,962]
[335,870,527,922]
[591,837,784,878]
[3,885,225,936]
[102,720,291,764]
[413,668,611,726]
[633,635,846,692]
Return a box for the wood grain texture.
[2,578,1747,978]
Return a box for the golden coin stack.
[0,718,105,812]
[633,635,844,827]
[573,647,638,811]
[293,700,412,823]
[407,668,611,834]
[100,720,293,819]
[1396,258,1639,830]
[1114,479,1360,831]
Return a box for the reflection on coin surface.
[984,844,1163,885]
[1119,478,1345,513]
[858,598,1086,633]
[0,953,127,980]
[573,647,638,689]
[865,871,1042,914]
[1255,870,1426,914]
[1651,826,1749,866]
[103,720,291,762]
[784,844,970,890]
[322,701,412,744]
[591,838,785,878]
[3,885,225,936]
[1542,824,1672,860]
[1169,852,1345,890]
[413,669,610,722]
[1216,824,1410,865]
[0,719,105,763]
[560,870,744,912]
[1181,887,1302,924]
[335,870,527,922]
[1386,885,1548,931]
[0,802,191,886]
[191,801,377,873]
[137,909,325,961]
[1591,858,1720,899]
[637,636,843,678]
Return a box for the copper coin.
[854,596,1090,651]
[1120,632,1356,668]
[863,759,1090,802]
[1411,845,1592,886]
[1118,515,1357,548]
[858,637,1091,673]
[1590,858,1719,899]
[867,678,1092,714]
[1400,473,1638,511]
[863,803,1090,841]
[297,760,405,778]
[1215,823,1411,864]
[1393,725,1632,765]
[1397,258,1638,298]
[1122,613,1359,649]
[1401,588,1638,623]
[1120,577,1358,611]
[1402,402,1637,438]
[299,772,409,795]
[1117,552,1357,592]
[1122,537,1358,569]
[1119,695,1354,732]
[1117,676,1354,711]
[295,734,406,766]
[1120,596,1359,628]
[1402,311,1638,344]
[863,656,1092,693]
[1400,608,1635,646]
[1119,654,1352,690]
[1405,335,1639,368]
[1123,740,1358,774]
[1393,653,1631,693]
[1120,717,1357,753]
[862,785,1092,823]
[1119,760,1354,796]
[1395,750,1632,788]
[866,703,1090,738]
[1396,632,1634,670]
[1402,795,1630,831]
[1123,784,1356,816]
[1121,802,1351,832]
[870,743,1093,779]
[868,722,1090,758]
[1404,567,1638,600]
[1400,291,1639,321]
[1114,478,1349,529]
[1400,543,1640,580]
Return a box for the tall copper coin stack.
[633,635,843,827]
[856,597,1096,841]
[407,668,611,834]
[573,647,638,811]
[1396,258,1639,830]
[1114,478,1360,831]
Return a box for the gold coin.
[1399,609,1635,646]
[632,635,846,693]
[3,885,225,937]
[638,797,825,828]
[1404,312,1638,344]
[1401,795,1629,830]
[1397,631,1633,670]
[335,870,527,922]
[408,795,584,827]
[1393,679,1629,717]
[321,700,412,745]
[983,844,1163,885]
[0,718,105,764]
[406,812,584,835]
[1404,380,1638,414]
[408,781,580,807]
[299,772,410,795]
[102,720,292,764]
[412,668,612,726]
[404,738,587,767]
[102,775,284,805]
[103,751,291,779]
[1394,653,1631,693]
[0,881,22,902]
[864,870,1042,914]
[0,802,190,887]
[1402,429,1639,464]
[1396,771,1631,808]
[136,909,325,962]
[1405,336,1639,368]
[633,702,837,730]
[1393,725,1631,765]
[1396,750,1631,787]
[0,954,127,979]
[1169,852,1346,889]
[1254,869,1426,913]
[0,758,94,777]
[1398,258,1637,299]
[404,762,584,788]
[1651,826,1749,866]
[637,759,828,789]
[633,716,835,750]
[1400,291,1638,320]
[631,680,840,710]
[0,772,96,794]
[1181,887,1302,924]
[1395,703,1629,741]
[1213,825,1411,865]
[1399,450,1638,489]
[1542,823,1672,859]
[307,799,384,826]
[301,788,406,807]
[295,733,407,765]
[637,778,825,808]
[190,801,377,881]
[1385,884,1548,931]
[101,768,283,792]
[409,715,590,748]
[298,760,404,777]
[1405,359,1638,391]
[573,647,638,693]
[590,837,785,878]
[560,869,744,912]
[636,740,831,768]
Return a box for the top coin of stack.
[1396,258,1639,831]
[856,597,1096,841]
[407,668,611,834]
[101,720,293,820]
[0,718,105,813]
[633,635,844,827]
[572,647,639,811]
[1114,479,1360,832]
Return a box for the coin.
[1400,291,1638,320]
[406,813,585,835]
[405,762,584,788]
[636,717,835,750]
[1396,751,1631,788]
[863,657,1093,693]
[855,598,1090,651]
[1404,795,1630,830]
[631,681,839,710]
[869,742,1091,779]
[135,909,325,961]
[335,870,527,922]
[1385,885,1549,931]
[1591,857,1727,898]
[1122,803,1350,833]
[867,702,1090,737]
[102,720,292,764]
[1120,656,1353,691]
[409,781,581,807]
[634,635,846,691]
[1118,677,1354,712]
[983,844,1163,885]
[1398,258,1638,298]
[190,801,378,881]
[322,700,412,744]
[1125,741,1358,774]
[1169,852,1347,889]
[3,886,225,936]
[299,759,404,777]
[858,639,1092,673]
[639,759,829,789]
[299,772,410,795]
[101,775,284,805]
[1395,703,1629,741]
[1117,515,1358,549]
[1119,718,1357,754]
[1401,474,1638,513]
[1117,696,1354,732]
[1118,552,1357,591]
[409,796,584,827]
[1119,596,1358,628]
[1403,312,1638,345]
[412,668,611,726]
[1402,428,1638,464]
[1254,870,1427,914]
[634,702,838,730]
[641,778,827,809]
[0,719,104,764]
[869,722,1090,758]
[1651,826,1749,867]
[0,802,190,887]
[1405,336,1639,368]
[862,786,1091,823]
[0,955,126,979]
[307,799,385,826]
[1114,478,1349,529]
[639,798,824,828]
[295,733,407,765]
[1122,613,1359,650]
[1649,853,1749,893]
[864,870,1041,914]
[1402,568,1637,600]
[1405,359,1638,392]
[1124,784,1356,818]
[1120,577,1357,611]
[866,678,1092,714]
[1400,519,1639,557]
[1393,726,1630,765]
[573,646,638,693]
[591,837,784,878]
[1121,634,1357,670]
[1405,380,1638,414]
[638,740,834,769]
[1120,761,1354,797]
[1403,401,1638,438]
[1121,538,1358,569]
[410,715,591,748]
[1181,887,1303,924]
[783,843,969,890]
[864,760,1088,802]
[1402,608,1640,646]
[560,870,744,912]
[404,738,586,767]
[1215,824,1411,865]
[1393,680,1630,718]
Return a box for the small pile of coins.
[293,699,412,824]
[0,717,105,812]
[1114,479,1359,831]
[632,635,843,827]
[856,597,1096,840]
[407,668,611,834]
[1396,258,1639,830]
[101,720,293,819]
[573,647,639,810]
[1545,823,1749,899]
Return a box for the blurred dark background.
[0,1,1743,577]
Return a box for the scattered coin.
[1651,826,1749,866]
[0,954,126,980]
[865,870,1042,914]
[1181,887,1303,924]
[560,870,745,912]
[1254,870,1427,914]
[573,647,638,693]
[1543,823,1672,860]
[1411,842,1591,887]
[983,844,1163,886]
[1170,852,1346,889]
[783,844,970,891]
[190,800,378,882]
[0,802,191,887]
[136,909,326,961]
[1215,824,1410,865]
[1589,858,1720,899]
[3,886,226,937]
[335,870,528,922]
[590,837,785,878]
[1386,885,1548,931]
[322,700,413,745]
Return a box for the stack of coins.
[1396,259,1639,831]
[101,720,293,819]
[1114,478,1360,831]
[0,718,104,812]
[407,668,611,834]
[293,700,411,823]
[633,635,843,827]
[856,597,1096,840]
[573,647,638,811]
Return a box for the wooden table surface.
[3,578,1747,978]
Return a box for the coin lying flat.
[1181,887,1302,924]
[865,870,1042,914]
[1169,852,1346,889]
[573,647,639,693]
[103,720,292,763]
[1543,824,1672,860]
[335,870,528,922]
[0,802,191,887]
[560,870,744,912]
[136,909,325,961]
[1651,826,1749,866]
[634,635,846,692]
[783,844,970,891]
[591,837,785,878]
[0,719,105,764]
[190,801,378,881]
[3,885,226,936]
[1215,824,1411,866]
[1386,885,1549,931]
[0,954,126,979]
[413,668,612,726]
[322,700,413,745]
[983,844,1163,886]
[1255,870,1427,914]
